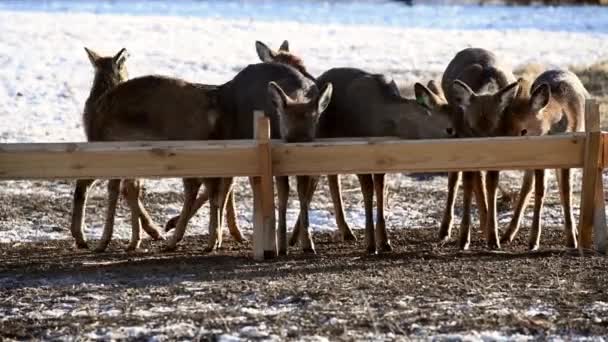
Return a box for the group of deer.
[72,41,589,256]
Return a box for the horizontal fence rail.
[0,134,590,180]
[0,140,260,179]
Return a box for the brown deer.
[88,61,331,252]
[70,47,165,251]
[497,69,588,250]
[216,62,332,255]
[163,40,312,240]
[291,67,456,254]
[438,47,521,250]
[82,76,229,252]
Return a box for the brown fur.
[70,47,165,251]
[165,40,318,255]
[438,47,518,250]
[498,69,588,250]
[82,74,230,252]
[290,67,456,254]
[255,40,315,81]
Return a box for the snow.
[0,3,605,244]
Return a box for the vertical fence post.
[578,100,605,252]
[252,111,277,260]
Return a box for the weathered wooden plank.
[252,112,277,260]
[272,134,586,176]
[579,100,603,251]
[0,140,259,180]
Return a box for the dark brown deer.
[497,70,588,250]
[216,62,332,255]
[291,68,456,254]
[163,40,313,239]
[438,47,521,250]
[88,61,331,252]
[70,47,165,251]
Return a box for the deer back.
[316,68,454,139]
[88,75,223,142]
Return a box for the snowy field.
[1,2,608,244]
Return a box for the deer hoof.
[303,247,316,255]
[164,216,179,232]
[75,241,89,250]
[377,241,392,253]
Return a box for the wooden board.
[0,140,259,180]
[0,134,586,180]
[272,134,586,176]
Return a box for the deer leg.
[485,170,501,250]
[70,179,96,249]
[137,191,164,241]
[501,170,534,244]
[277,176,290,255]
[205,177,231,252]
[439,172,461,243]
[297,175,316,254]
[472,171,488,240]
[289,175,320,246]
[373,173,392,252]
[556,168,577,248]
[123,179,143,251]
[165,186,209,232]
[328,174,356,242]
[529,169,547,251]
[93,179,121,253]
[224,188,245,243]
[357,174,376,254]
[459,172,474,250]
[165,177,203,251]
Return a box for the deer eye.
[520,128,528,136]
[446,127,454,136]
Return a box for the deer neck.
[85,73,119,113]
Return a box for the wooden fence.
[1,103,607,260]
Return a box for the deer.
[163,40,314,241]
[438,47,523,250]
[496,69,588,250]
[163,40,332,255]
[215,62,332,255]
[87,60,331,252]
[290,67,456,254]
[70,47,165,251]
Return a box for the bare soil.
[2,63,608,340]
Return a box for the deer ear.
[113,48,128,66]
[426,80,442,97]
[530,83,551,113]
[84,47,101,66]
[414,82,439,111]
[256,41,276,63]
[279,40,289,52]
[316,83,333,115]
[452,80,474,107]
[268,81,289,111]
[495,81,520,116]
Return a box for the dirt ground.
[2,63,608,340]
[1,227,608,341]
[1,170,608,340]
